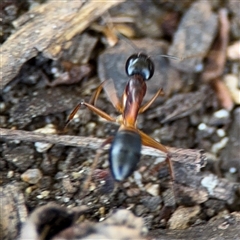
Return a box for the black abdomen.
[109,130,141,181]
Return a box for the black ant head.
[125,53,154,81]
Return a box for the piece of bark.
[200,173,237,205]
[1,128,205,173]
[172,169,238,206]
[146,85,216,123]
[211,77,234,111]
[9,86,86,127]
[0,183,28,240]
[0,0,125,90]
[46,63,92,87]
[3,145,35,171]
[168,1,218,73]
[201,9,229,82]
[201,9,233,110]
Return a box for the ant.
[65,52,175,186]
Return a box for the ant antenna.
[115,31,139,52]
[150,54,181,61]
[102,11,139,52]
[103,12,180,61]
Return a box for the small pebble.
[21,169,42,184]
[168,205,201,230]
[62,197,70,203]
[227,41,240,60]
[133,171,143,189]
[34,124,57,134]
[141,196,162,212]
[34,142,53,153]
[223,74,240,104]
[55,171,65,180]
[71,172,81,180]
[197,123,215,138]
[36,195,43,199]
[229,167,237,174]
[126,188,141,197]
[216,129,226,138]
[0,102,6,112]
[145,184,159,196]
[86,122,97,133]
[135,205,146,216]
[25,187,33,195]
[214,109,230,119]
[4,5,17,16]
[211,137,229,154]
[201,174,219,195]
[0,115,7,126]
[198,123,207,130]
[208,109,230,126]
[218,221,230,230]
[7,171,14,178]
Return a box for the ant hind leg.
[82,136,113,195]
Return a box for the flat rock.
[3,145,35,171]
[98,39,181,104]
[168,205,201,229]
[168,0,218,73]
[220,107,240,179]
[9,86,81,127]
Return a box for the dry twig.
[1,128,205,173]
[0,0,125,90]
[201,9,233,110]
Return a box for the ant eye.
[125,53,154,80]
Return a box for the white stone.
[201,174,218,195]
[227,41,240,60]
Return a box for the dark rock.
[3,145,35,171]
[220,107,240,180]
[168,1,218,73]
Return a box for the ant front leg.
[138,88,164,114]
[90,79,123,112]
[65,101,116,128]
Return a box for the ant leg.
[100,79,123,112]
[84,102,116,121]
[138,88,164,114]
[65,101,116,128]
[89,81,106,106]
[138,130,175,183]
[90,79,123,112]
[65,103,82,128]
[83,136,113,193]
